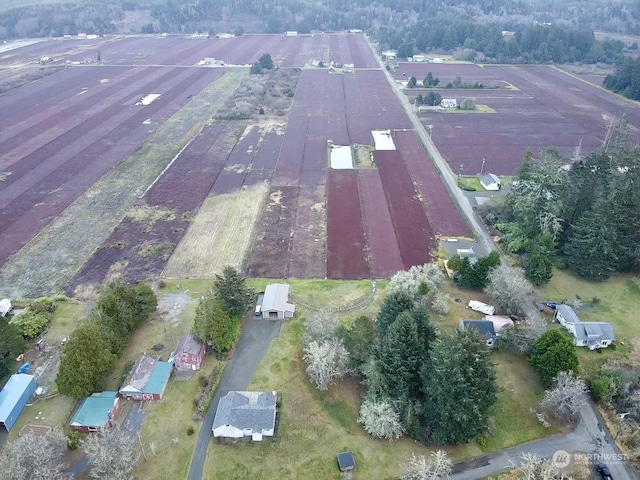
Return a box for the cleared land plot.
[164,182,269,278]
[394,130,471,238]
[326,170,369,280]
[393,62,502,85]
[375,150,435,268]
[416,64,640,176]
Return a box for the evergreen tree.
[0,318,24,381]
[213,266,255,317]
[528,329,578,388]
[56,321,117,397]
[420,329,498,444]
[338,315,376,371]
[524,235,554,285]
[376,292,414,336]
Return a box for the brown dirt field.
[287,185,327,279]
[163,182,270,278]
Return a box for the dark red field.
[399,63,640,176]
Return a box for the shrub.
[187,426,195,436]
[67,431,82,450]
[12,310,51,339]
[29,297,56,313]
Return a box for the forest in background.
[1,0,640,58]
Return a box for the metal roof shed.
[261,284,295,319]
[0,374,37,432]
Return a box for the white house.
[0,299,12,317]
[260,284,295,319]
[212,391,277,441]
[554,304,581,326]
[564,322,616,350]
[480,173,501,191]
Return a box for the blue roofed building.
[0,374,37,432]
[119,355,173,401]
[70,391,122,433]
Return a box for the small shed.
[119,355,173,401]
[0,298,12,317]
[337,451,356,472]
[480,173,501,191]
[173,333,206,372]
[70,391,122,433]
[0,374,37,432]
[261,284,295,320]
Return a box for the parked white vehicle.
[467,300,496,316]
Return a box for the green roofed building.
[70,391,122,433]
[119,355,173,401]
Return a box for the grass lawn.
[136,355,222,480]
[457,176,483,192]
[203,279,558,479]
[536,269,640,377]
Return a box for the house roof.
[212,391,277,433]
[556,304,581,323]
[175,333,203,357]
[337,451,356,470]
[571,322,616,342]
[0,374,36,423]
[261,284,295,314]
[120,356,172,395]
[484,315,514,332]
[480,173,500,187]
[70,391,118,428]
[460,320,496,340]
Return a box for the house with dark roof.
[173,333,206,372]
[212,391,277,441]
[118,355,173,401]
[70,391,122,433]
[260,284,295,320]
[459,320,496,347]
[0,374,37,432]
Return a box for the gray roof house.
[260,284,295,319]
[554,304,581,325]
[459,320,496,347]
[564,322,616,350]
[212,391,277,441]
[480,173,501,191]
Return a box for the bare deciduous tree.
[401,450,452,480]
[485,264,535,318]
[514,452,575,480]
[430,291,450,315]
[357,397,404,440]
[303,338,350,390]
[540,371,588,422]
[386,263,445,303]
[303,310,339,346]
[0,429,69,480]
[83,427,141,480]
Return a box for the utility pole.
[480,157,486,176]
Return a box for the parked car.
[254,292,264,317]
[597,462,613,480]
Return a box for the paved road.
[452,401,636,479]
[186,316,283,480]
[366,36,494,256]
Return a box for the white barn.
[480,173,501,191]
[260,284,295,319]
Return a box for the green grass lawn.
[457,176,483,192]
[537,269,640,377]
[203,279,557,479]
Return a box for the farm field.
[397,63,640,175]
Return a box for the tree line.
[604,56,640,101]
[482,123,640,284]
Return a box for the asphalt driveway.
[187,316,283,480]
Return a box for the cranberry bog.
[397,62,640,176]
[1,34,483,296]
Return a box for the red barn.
[173,333,206,372]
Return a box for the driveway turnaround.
[187,316,282,480]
